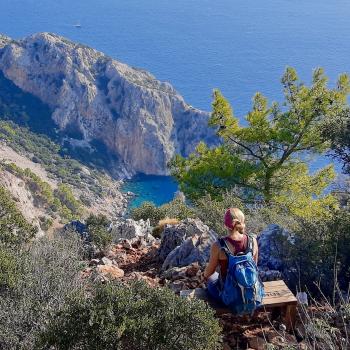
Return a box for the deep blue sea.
[1,0,349,206]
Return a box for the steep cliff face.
[0,33,216,176]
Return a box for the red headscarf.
[224,208,237,230]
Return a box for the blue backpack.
[218,235,265,314]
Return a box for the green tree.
[171,68,350,217]
[322,108,350,174]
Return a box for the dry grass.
[152,218,180,238]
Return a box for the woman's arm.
[204,243,220,280]
[253,237,259,264]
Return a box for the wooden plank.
[263,280,297,307]
[263,280,286,287]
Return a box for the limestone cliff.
[0,32,216,177]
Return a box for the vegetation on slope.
[0,234,85,349]
[0,161,83,222]
[39,281,221,350]
[0,185,37,247]
[0,121,104,196]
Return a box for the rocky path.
[76,217,346,349]
[81,241,304,350]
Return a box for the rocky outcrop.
[157,218,217,270]
[0,35,12,48]
[111,218,152,242]
[0,32,217,176]
[257,224,293,281]
[95,264,125,280]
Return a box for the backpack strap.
[245,234,254,255]
[218,238,231,258]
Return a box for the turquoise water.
[121,174,178,209]
[1,0,349,205]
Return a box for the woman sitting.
[203,207,259,302]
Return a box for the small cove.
[121,174,178,209]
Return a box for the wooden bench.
[180,280,297,330]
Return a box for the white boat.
[73,22,82,28]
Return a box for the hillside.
[0,32,217,177]
[0,121,126,234]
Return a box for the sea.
[1,0,350,207]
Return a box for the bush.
[39,281,221,350]
[130,201,166,226]
[0,185,37,247]
[295,286,350,349]
[86,214,112,252]
[193,191,244,236]
[130,198,196,227]
[55,184,83,221]
[89,225,113,253]
[86,213,110,228]
[0,234,85,349]
[0,120,105,196]
[274,209,350,296]
[0,248,19,291]
[152,218,180,238]
[160,197,196,221]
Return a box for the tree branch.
[226,135,269,168]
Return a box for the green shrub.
[0,234,85,349]
[130,201,166,226]
[130,199,196,227]
[0,248,19,291]
[89,225,113,253]
[86,214,112,252]
[55,184,83,221]
[39,281,221,350]
[0,186,37,247]
[160,197,196,221]
[86,213,110,228]
[274,209,350,296]
[193,191,244,236]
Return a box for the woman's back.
[218,234,249,279]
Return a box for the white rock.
[112,218,152,241]
[0,33,217,176]
[159,218,217,271]
[101,257,113,266]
